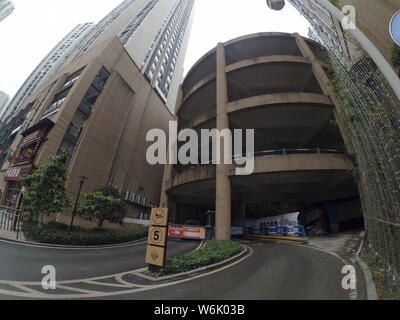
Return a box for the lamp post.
[70,175,87,230]
[266,0,285,11]
[265,0,400,102]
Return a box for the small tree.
[78,186,126,228]
[391,42,400,76]
[22,150,72,227]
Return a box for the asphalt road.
[116,241,365,300]
[0,238,198,282]
[0,238,365,300]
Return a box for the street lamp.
[70,175,88,230]
[266,0,285,11]
[265,0,400,102]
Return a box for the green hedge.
[146,240,244,277]
[22,221,148,245]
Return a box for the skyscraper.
[0,90,10,119]
[1,23,95,122]
[0,0,14,23]
[63,0,196,112]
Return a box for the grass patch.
[22,221,148,245]
[145,240,245,277]
[361,250,400,300]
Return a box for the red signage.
[168,225,206,240]
[5,164,33,181]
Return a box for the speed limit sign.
[148,226,167,246]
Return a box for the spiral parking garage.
[160,33,363,240]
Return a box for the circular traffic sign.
[390,10,400,46]
[152,209,165,224]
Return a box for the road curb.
[262,236,368,300]
[355,233,378,300]
[131,244,248,283]
[0,235,148,249]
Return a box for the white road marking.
[0,246,253,299]
[82,280,131,288]
[56,284,98,294]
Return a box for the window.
[42,97,66,118]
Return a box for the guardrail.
[0,205,22,239]
[177,148,347,173]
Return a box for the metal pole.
[70,180,84,230]
[287,0,400,102]
[16,212,21,240]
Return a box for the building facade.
[0,0,14,23]
[1,23,95,123]
[0,90,10,120]
[0,37,173,227]
[62,0,196,113]
[160,33,362,240]
[337,0,399,64]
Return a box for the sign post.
[145,208,169,272]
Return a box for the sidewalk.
[0,228,25,241]
[307,229,365,262]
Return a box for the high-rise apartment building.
[1,23,95,122]
[62,0,196,113]
[0,90,10,119]
[337,0,399,64]
[0,0,14,23]
[0,37,173,226]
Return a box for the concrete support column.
[160,162,173,208]
[293,33,354,155]
[215,43,232,240]
[160,86,183,208]
[172,200,179,223]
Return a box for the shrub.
[391,42,400,76]
[146,240,244,277]
[21,221,148,245]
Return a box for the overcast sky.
[0,0,310,98]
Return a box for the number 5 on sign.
[148,226,167,246]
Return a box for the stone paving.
[307,229,365,262]
[0,228,25,241]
